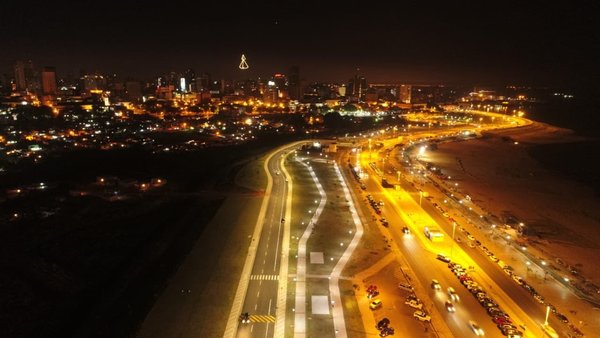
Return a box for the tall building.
[41,67,57,96]
[184,69,196,92]
[125,81,142,102]
[14,60,40,93]
[348,74,367,100]
[81,74,106,93]
[196,72,211,92]
[288,66,301,100]
[399,85,412,103]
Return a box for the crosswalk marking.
[250,315,276,323]
[250,274,279,281]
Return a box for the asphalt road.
[348,122,548,338]
[237,147,291,338]
[395,141,571,336]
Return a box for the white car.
[405,299,423,309]
[431,279,441,290]
[447,287,460,302]
[413,310,431,322]
[445,300,455,312]
[469,320,485,336]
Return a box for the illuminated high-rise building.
[81,74,106,93]
[399,85,412,103]
[41,67,57,96]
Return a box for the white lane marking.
[268,298,272,314]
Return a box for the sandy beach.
[417,121,600,335]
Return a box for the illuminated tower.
[42,67,57,96]
[239,54,249,70]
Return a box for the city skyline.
[2,2,597,87]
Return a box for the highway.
[341,113,548,337]
[225,143,299,338]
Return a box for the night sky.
[2,1,598,86]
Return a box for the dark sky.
[2,1,598,87]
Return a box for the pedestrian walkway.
[294,159,327,338]
[250,274,279,280]
[250,315,276,323]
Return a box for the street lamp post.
[397,171,401,183]
[419,190,423,206]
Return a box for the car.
[366,284,378,293]
[467,234,475,241]
[487,307,505,317]
[445,300,455,312]
[378,200,385,206]
[512,275,524,285]
[554,312,569,323]
[447,287,460,302]
[489,255,500,262]
[379,326,395,337]
[376,317,390,330]
[370,299,383,310]
[367,289,380,299]
[506,330,523,338]
[437,254,451,263]
[380,218,389,227]
[493,315,512,325]
[431,279,441,290]
[413,310,431,322]
[498,323,516,332]
[468,320,485,336]
[405,299,423,309]
[533,294,545,304]
[360,184,367,190]
[398,283,414,292]
[402,226,411,234]
[239,312,250,324]
[459,275,472,282]
[469,287,483,295]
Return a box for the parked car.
[376,317,390,330]
[413,310,431,322]
[437,253,451,263]
[405,299,423,309]
[370,299,383,310]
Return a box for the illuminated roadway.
[224,142,302,338]
[341,112,553,337]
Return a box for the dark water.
[525,94,600,195]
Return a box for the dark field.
[0,134,298,338]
